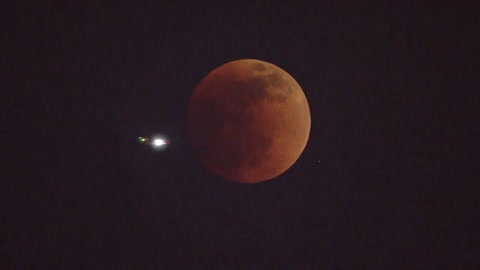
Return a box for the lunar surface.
[188,59,311,183]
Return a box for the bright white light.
[153,138,166,146]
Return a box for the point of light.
[153,138,166,146]
[138,135,169,150]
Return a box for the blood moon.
[188,59,311,183]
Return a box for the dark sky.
[2,2,478,269]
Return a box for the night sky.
[3,2,478,269]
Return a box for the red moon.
[188,59,311,183]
